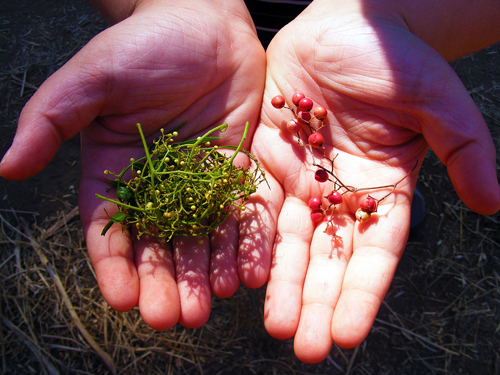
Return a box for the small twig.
[375,318,460,355]
[9,73,39,91]
[326,355,344,372]
[24,224,117,374]
[0,313,60,375]
[42,206,79,240]
[249,358,296,375]
[345,346,359,375]
[333,342,350,365]
[443,202,500,247]
[19,69,27,97]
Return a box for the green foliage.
[96,122,266,240]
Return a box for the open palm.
[254,1,500,363]
[0,1,266,330]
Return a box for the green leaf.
[108,211,130,223]
[116,186,133,201]
[101,221,114,236]
[101,210,130,236]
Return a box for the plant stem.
[95,194,145,212]
[137,123,156,193]
[228,122,249,166]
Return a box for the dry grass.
[0,209,259,374]
[1,0,499,374]
[1,200,498,374]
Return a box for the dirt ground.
[1,1,499,374]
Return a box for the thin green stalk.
[228,122,249,166]
[187,123,228,164]
[95,194,145,212]
[137,123,156,193]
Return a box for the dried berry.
[315,169,329,182]
[327,191,343,205]
[308,197,323,210]
[287,118,301,133]
[292,92,305,106]
[271,95,286,109]
[298,97,314,112]
[360,196,377,212]
[355,209,371,223]
[313,106,327,120]
[311,209,324,223]
[308,132,324,148]
[298,111,312,122]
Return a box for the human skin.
[255,0,500,363]
[0,0,271,330]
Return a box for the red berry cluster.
[271,92,417,237]
[271,93,327,151]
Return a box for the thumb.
[0,51,106,181]
[422,78,500,215]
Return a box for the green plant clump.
[96,122,266,241]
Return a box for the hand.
[253,0,500,363]
[0,0,267,330]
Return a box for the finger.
[78,134,147,312]
[0,54,105,181]
[173,236,212,328]
[135,235,180,330]
[422,69,500,215]
[263,198,313,340]
[79,180,140,312]
[209,212,240,298]
[238,169,284,289]
[331,191,412,348]
[294,214,354,363]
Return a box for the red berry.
[298,98,314,112]
[286,118,301,133]
[310,209,324,223]
[292,92,305,106]
[308,197,322,210]
[360,196,377,212]
[308,132,324,148]
[315,169,329,182]
[271,95,286,109]
[327,191,343,205]
[298,111,312,122]
[313,106,327,120]
[355,208,371,223]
